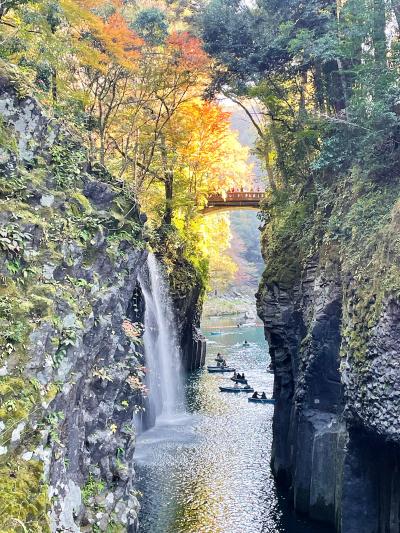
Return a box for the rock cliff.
[170,256,206,372]
[0,68,150,532]
[257,230,400,531]
[0,63,207,531]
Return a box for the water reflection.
[136,322,332,533]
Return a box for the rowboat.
[207,366,235,373]
[219,386,254,393]
[230,377,247,384]
[248,397,275,404]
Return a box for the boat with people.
[219,386,254,393]
[248,397,275,404]
[248,391,275,404]
[231,377,247,384]
[207,366,235,373]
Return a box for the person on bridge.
[252,391,259,399]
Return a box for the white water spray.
[138,253,184,423]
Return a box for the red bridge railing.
[207,190,265,205]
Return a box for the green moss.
[0,59,32,98]
[0,459,50,533]
[0,377,41,439]
[81,473,106,505]
[70,192,92,214]
[0,288,31,362]
[260,192,316,288]
[28,295,54,319]
[0,117,18,154]
[260,170,400,361]
[0,200,46,226]
[105,523,125,533]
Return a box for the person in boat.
[261,392,267,399]
[252,391,259,399]
[216,352,223,361]
[244,340,248,346]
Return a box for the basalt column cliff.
[257,225,400,533]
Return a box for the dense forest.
[0,0,253,290]
[202,0,400,291]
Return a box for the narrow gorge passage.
[133,209,331,533]
[135,319,332,533]
[1,0,400,530]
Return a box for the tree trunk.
[373,0,387,65]
[391,0,400,30]
[336,58,349,118]
[99,129,105,167]
[298,71,308,118]
[160,133,173,225]
[163,174,173,225]
[313,64,326,113]
[52,68,57,104]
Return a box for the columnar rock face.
[170,258,206,372]
[257,251,400,533]
[174,286,206,372]
[0,73,149,532]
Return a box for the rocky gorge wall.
[0,67,205,532]
[171,260,206,372]
[0,68,150,532]
[257,244,400,532]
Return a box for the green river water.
[135,318,333,533]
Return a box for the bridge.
[202,191,265,214]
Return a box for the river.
[135,318,332,533]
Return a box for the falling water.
[138,253,184,424]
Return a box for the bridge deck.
[203,191,265,212]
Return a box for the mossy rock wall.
[257,173,400,532]
[0,73,148,532]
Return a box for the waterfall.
[138,253,184,424]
